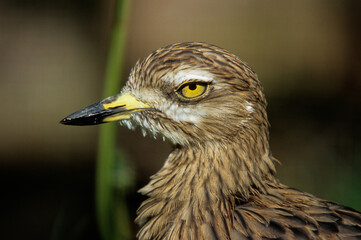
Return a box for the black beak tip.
[59,113,106,126]
[59,117,71,125]
[60,102,111,126]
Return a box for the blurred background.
[0,0,360,239]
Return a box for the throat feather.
[136,140,276,239]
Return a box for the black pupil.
[188,83,197,90]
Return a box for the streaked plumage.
[61,42,361,239]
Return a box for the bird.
[61,42,361,240]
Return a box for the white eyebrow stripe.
[162,68,214,86]
[177,73,214,82]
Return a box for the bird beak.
[60,93,151,126]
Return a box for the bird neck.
[139,137,276,204]
[136,136,277,239]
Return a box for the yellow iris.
[176,82,209,100]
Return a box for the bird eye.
[175,82,209,100]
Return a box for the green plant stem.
[96,0,132,240]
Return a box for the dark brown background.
[0,0,360,239]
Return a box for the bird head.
[61,42,269,146]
